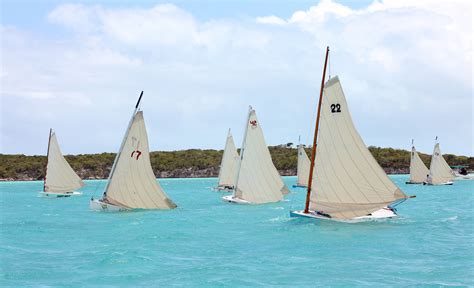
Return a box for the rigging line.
[328,51,331,80]
[91,178,101,200]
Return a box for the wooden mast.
[304,46,329,214]
[44,128,52,192]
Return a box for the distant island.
[1,146,472,181]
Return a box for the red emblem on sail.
[250,120,257,128]
[131,137,142,160]
[131,150,142,160]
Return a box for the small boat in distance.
[222,106,289,204]
[291,47,414,221]
[293,142,310,188]
[90,92,177,211]
[39,129,84,197]
[454,166,474,180]
[424,138,455,185]
[213,129,239,192]
[406,140,429,184]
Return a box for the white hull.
[38,191,82,198]
[212,186,233,192]
[290,207,398,222]
[222,195,251,204]
[90,199,128,212]
[423,181,453,186]
[455,174,474,180]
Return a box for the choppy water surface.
[1,176,473,286]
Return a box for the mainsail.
[296,144,311,187]
[309,76,407,219]
[217,129,239,188]
[427,143,455,184]
[44,130,84,193]
[233,108,289,204]
[103,109,176,209]
[408,145,429,184]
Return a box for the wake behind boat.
[290,47,414,222]
[90,92,177,211]
[39,129,84,198]
[222,106,289,204]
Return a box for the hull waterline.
[212,186,233,192]
[423,181,454,186]
[290,207,398,222]
[38,191,82,198]
[222,195,251,204]
[90,199,128,212]
[292,184,307,188]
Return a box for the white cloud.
[256,16,287,25]
[1,1,472,156]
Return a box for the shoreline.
[0,170,413,182]
[2,146,471,182]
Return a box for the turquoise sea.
[1,175,473,287]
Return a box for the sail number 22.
[330,104,341,113]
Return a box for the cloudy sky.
[1,0,472,156]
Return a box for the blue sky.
[1,0,472,156]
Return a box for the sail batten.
[44,132,84,193]
[296,145,311,187]
[103,111,176,209]
[233,108,289,204]
[309,76,406,219]
[427,143,454,184]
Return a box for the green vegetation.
[0,146,472,180]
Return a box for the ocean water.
[0,175,472,287]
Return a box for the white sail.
[233,108,289,204]
[427,143,455,184]
[217,129,239,188]
[296,144,311,187]
[309,76,407,219]
[44,132,84,193]
[408,145,429,184]
[104,111,176,209]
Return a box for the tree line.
[0,146,472,180]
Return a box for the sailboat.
[222,106,290,204]
[39,129,84,197]
[454,166,474,180]
[405,140,429,184]
[424,138,455,185]
[213,129,239,192]
[293,143,311,188]
[290,47,414,221]
[90,92,177,211]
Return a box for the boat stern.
[90,199,126,212]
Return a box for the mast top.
[135,91,144,109]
